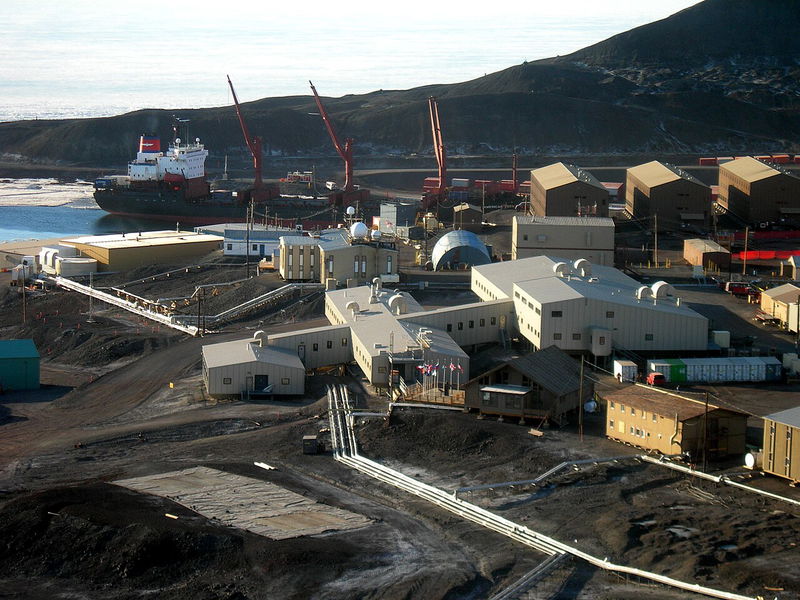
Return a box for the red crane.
[428,96,447,200]
[309,81,354,194]
[511,153,518,191]
[227,75,264,197]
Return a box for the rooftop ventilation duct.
[635,285,653,301]
[388,294,407,315]
[345,300,360,317]
[553,262,570,278]
[651,281,675,298]
[252,329,267,347]
[573,258,592,278]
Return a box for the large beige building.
[512,216,615,265]
[472,256,709,355]
[529,163,609,217]
[279,229,398,285]
[62,230,223,272]
[626,161,710,226]
[717,156,800,223]
[682,238,730,270]
[760,283,800,327]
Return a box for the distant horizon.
[1,1,701,122]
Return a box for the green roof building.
[0,339,40,391]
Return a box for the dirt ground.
[1,235,800,599]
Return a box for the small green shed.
[0,339,40,391]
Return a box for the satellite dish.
[583,400,597,413]
[346,206,356,216]
[370,230,381,240]
[350,222,369,238]
[175,137,181,144]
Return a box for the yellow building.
[626,161,710,227]
[718,156,800,223]
[760,283,800,327]
[62,230,222,272]
[763,407,800,483]
[529,163,609,217]
[602,386,747,460]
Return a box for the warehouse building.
[625,161,710,226]
[452,203,483,233]
[717,156,800,224]
[464,346,590,424]
[202,333,305,398]
[512,215,615,265]
[0,339,40,392]
[62,230,223,272]
[760,283,800,328]
[472,256,709,354]
[378,201,419,234]
[279,225,398,285]
[529,162,609,217]
[763,406,800,483]
[603,386,747,459]
[683,238,731,270]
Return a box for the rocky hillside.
[1,0,798,169]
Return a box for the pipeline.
[326,384,757,600]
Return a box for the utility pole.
[702,391,709,473]
[196,287,203,337]
[245,200,253,278]
[578,354,585,442]
[741,226,749,276]
[653,213,659,267]
[87,271,94,323]
[19,271,26,324]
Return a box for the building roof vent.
[345,300,360,317]
[388,294,407,315]
[635,285,654,301]
[573,258,592,278]
[553,261,571,278]
[651,280,675,298]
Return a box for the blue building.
[0,339,40,391]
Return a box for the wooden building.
[529,163,609,218]
[683,238,731,270]
[602,386,747,460]
[718,156,800,224]
[763,406,800,483]
[625,161,710,227]
[464,346,591,424]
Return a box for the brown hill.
[1,0,798,169]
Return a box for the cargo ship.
[94,133,375,227]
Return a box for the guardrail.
[326,384,758,600]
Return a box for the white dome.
[370,230,381,240]
[346,206,356,216]
[350,222,369,238]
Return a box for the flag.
[449,361,456,371]
[457,363,464,373]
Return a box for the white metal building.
[512,215,615,264]
[472,256,709,354]
[202,333,306,397]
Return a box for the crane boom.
[428,97,447,196]
[227,75,263,191]
[309,81,354,193]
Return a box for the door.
[259,244,265,256]
[254,374,269,392]
[245,375,253,392]
[298,344,306,361]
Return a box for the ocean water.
[0,1,698,122]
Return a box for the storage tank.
[613,359,638,383]
[57,257,98,277]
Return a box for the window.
[288,254,293,266]
[327,257,334,275]
[490,316,496,325]
[354,257,359,275]
[523,234,528,241]
[606,311,615,318]
[223,377,232,385]
[551,310,562,317]
[630,408,636,416]
[252,244,258,251]
[226,243,232,251]
[630,426,634,434]
[620,405,625,413]
[652,414,657,422]
[281,378,290,385]
[299,253,304,266]
[342,338,348,346]
[609,401,615,410]
[327,340,333,349]
[469,320,474,329]
[515,291,520,298]
[553,333,562,340]
[609,420,614,429]
[599,336,606,345]
[479,318,485,327]
[361,257,367,275]
[458,322,463,330]
[572,333,581,340]
[387,255,392,273]
[535,307,541,315]
[505,397,521,409]
[645,333,654,341]
[446,323,452,332]
[378,366,386,373]
[313,343,318,351]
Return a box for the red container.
[771,154,790,164]
[698,157,717,166]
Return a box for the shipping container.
[647,359,686,383]
[771,154,790,164]
[755,155,772,161]
[794,156,800,164]
[711,330,730,348]
[698,157,717,166]
[451,178,471,188]
[613,359,638,382]
[761,356,782,382]
[716,156,735,164]
[728,357,750,381]
[782,352,798,368]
